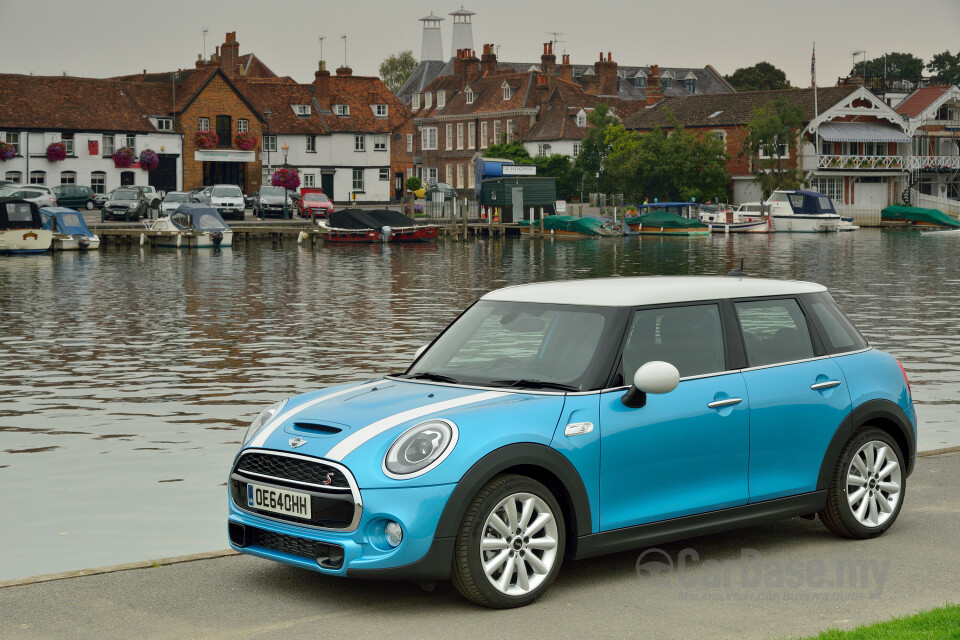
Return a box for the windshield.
[211,186,242,197]
[112,191,137,200]
[404,300,618,391]
[165,193,188,202]
[306,193,329,202]
[260,187,286,197]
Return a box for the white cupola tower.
[419,13,445,62]
[450,7,475,59]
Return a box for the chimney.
[220,32,240,78]
[481,43,497,76]
[595,51,618,96]
[646,64,663,106]
[581,72,600,96]
[557,54,573,83]
[463,49,480,83]
[541,42,556,85]
[336,65,353,76]
[314,60,331,109]
[535,73,549,112]
[196,53,204,69]
[453,48,465,77]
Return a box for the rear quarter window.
[803,293,868,354]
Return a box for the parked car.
[192,186,213,204]
[0,185,57,208]
[102,187,149,221]
[51,185,97,210]
[160,191,196,216]
[130,185,162,210]
[94,187,119,209]
[253,186,295,219]
[227,275,916,608]
[208,184,246,220]
[424,182,456,201]
[297,189,334,217]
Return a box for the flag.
[811,43,816,88]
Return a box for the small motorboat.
[40,206,101,250]
[319,209,438,243]
[764,190,841,233]
[625,203,710,236]
[146,203,233,248]
[519,215,622,237]
[699,203,772,234]
[881,205,960,230]
[0,197,52,254]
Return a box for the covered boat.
[40,207,100,250]
[881,205,960,229]
[518,215,621,237]
[764,190,841,233]
[625,203,710,236]
[146,203,233,248]
[698,203,772,234]
[0,197,52,254]
[319,209,438,243]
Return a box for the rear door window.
[735,299,815,367]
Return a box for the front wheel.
[452,474,565,608]
[819,427,905,539]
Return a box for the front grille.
[237,452,349,489]
[254,529,316,558]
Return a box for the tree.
[741,99,805,198]
[724,62,791,91]
[572,103,621,194]
[927,50,960,85]
[849,52,924,78]
[405,176,422,192]
[485,140,535,164]
[379,50,419,94]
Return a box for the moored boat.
[0,197,52,254]
[518,215,621,237]
[764,190,841,233]
[625,203,710,236]
[699,203,772,234]
[318,209,438,243]
[147,203,233,248]
[881,205,960,229]
[40,207,101,250]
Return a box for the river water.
[1,229,958,581]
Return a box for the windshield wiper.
[403,372,461,384]
[490,379,579,392]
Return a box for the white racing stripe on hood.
[248,381,380,448]
[324,390,508,461]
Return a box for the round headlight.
[241,398,288,445]
[383,419,458,478]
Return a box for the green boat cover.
[881,205,960,228]
[624,210,709,229]
[518,215,607,236]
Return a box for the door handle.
[707,397,743,409]
[811,380,842,390]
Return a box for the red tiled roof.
[324,76,411,133]
[415,71,537,120]
[237,54,277,79]
[237,77,326,134]
[895,86,949,118]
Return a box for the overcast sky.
[1,0,958,88]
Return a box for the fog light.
[385,521,403,547]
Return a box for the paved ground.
[2,451,957,640]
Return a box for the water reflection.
[0,230,957,580]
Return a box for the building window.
[335,104,349,116]
[125,135,136,149]
[685,78,696,93]
[5,132,20,155]
[445,164,453,185]
[466,91,475,104]
[424,92,432,109]
[29,171,46,185]
[60,171,76,185]
[422,127,437,150]
[576,113,586,127]
[758,138,788,159]
[503,85,513,100]
[237,119,249,133]
[62,138,74,156]
[5,171,22,183]
[412,94,420,110]
[379,168,390,181]
[198,117,210,131]
[456,123,464,150]
[306,136,316,152]
[506,120,515,143]
[634,76,647,88]
[573,142,582,158]
[157,118,173,131]
[102,135,114,156]
[373,134,387,151]
[424,167,438,184]
[468,122,476,149]
[480,121,488,148]
[375,104,388,117]
[810,177,844,204]
[538,144,548,157]
[493,120,501,144]
[355,134,365,152]
[407,167,413,179]
[662,77,673,89]
[215,116,231,148]
[437,92,446,109]
[295,104,311,116]
[468,160,475,188]
[711,130,727,151]
[91,171,106,194]
[406,133,413,152]
[456,163,464,188]
[445,124,453,150]
[303,173,315,187]
[352,168,364,191]
[263,135,277,152]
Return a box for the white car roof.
[482,276,827,307]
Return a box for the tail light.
[896,359,912,396]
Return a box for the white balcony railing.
[817,155,905,170]
[907,155,960,171]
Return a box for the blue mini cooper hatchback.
[228,276,915,608]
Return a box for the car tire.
[85,200,95,210]
[451,474,565,609]
[819,426,905,539]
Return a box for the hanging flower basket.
[113,146,135,168]
[234,132,257,151]
[46,142,67,162]
[0,142,15,161]
[139,149,160,171]
[271,167,300,191]
[194,130,219,149]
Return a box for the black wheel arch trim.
[817,399,916,490]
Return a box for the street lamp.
[263,109,273,176]
[282,141,289,168]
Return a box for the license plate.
[247,483,311,519]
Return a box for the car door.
[734,297,852,503]
[599,303,750,530]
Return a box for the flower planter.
[113,146,135,168]
[46,142,67,162]
[0,142,14,161]
[234,132,257,151]
[139,149,159,172]
[271,168,300,191]
[194,131,219,149]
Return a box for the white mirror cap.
[414,345,428,360]
[633,361,680,394]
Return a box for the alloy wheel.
[479,492,559,596]
[846,440,902,527]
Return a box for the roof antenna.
[727,258,746,277]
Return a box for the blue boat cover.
[170,203,230,232]
[778,191,838,214]
[40,207,95,238]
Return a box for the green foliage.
[485,140,534,164]
[724,62,791,91]
[927,50,960,85]
[797,603,960,640]
[573,103,621,194]
[484,141,581,200]
[405,176,422,192]
[379,50,419,94]
[849,52,925,78]
[742,99,805,198]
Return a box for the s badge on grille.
[289,437,308,449]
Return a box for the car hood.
[247,379,566,488]
[259,195,288,204]
[212,196,244,205]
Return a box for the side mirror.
[414,345,428,361]
[621,361,680,409]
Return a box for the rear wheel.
[451,474,565,608]
[819,427,905,539]
[85,200,94,210]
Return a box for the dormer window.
[294,104,311,116]
[374,104,388,117]
[684,72,697,94]
[437,91,446,108]
[465,88,475,104]
[502,82,513,101]
[412,94,420,110]
[334,104,349,116]
[662,72,673,89]
[156,118,172,131]
[424,92,432,109]
[632,71,647,88]
[576,112,587,127]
